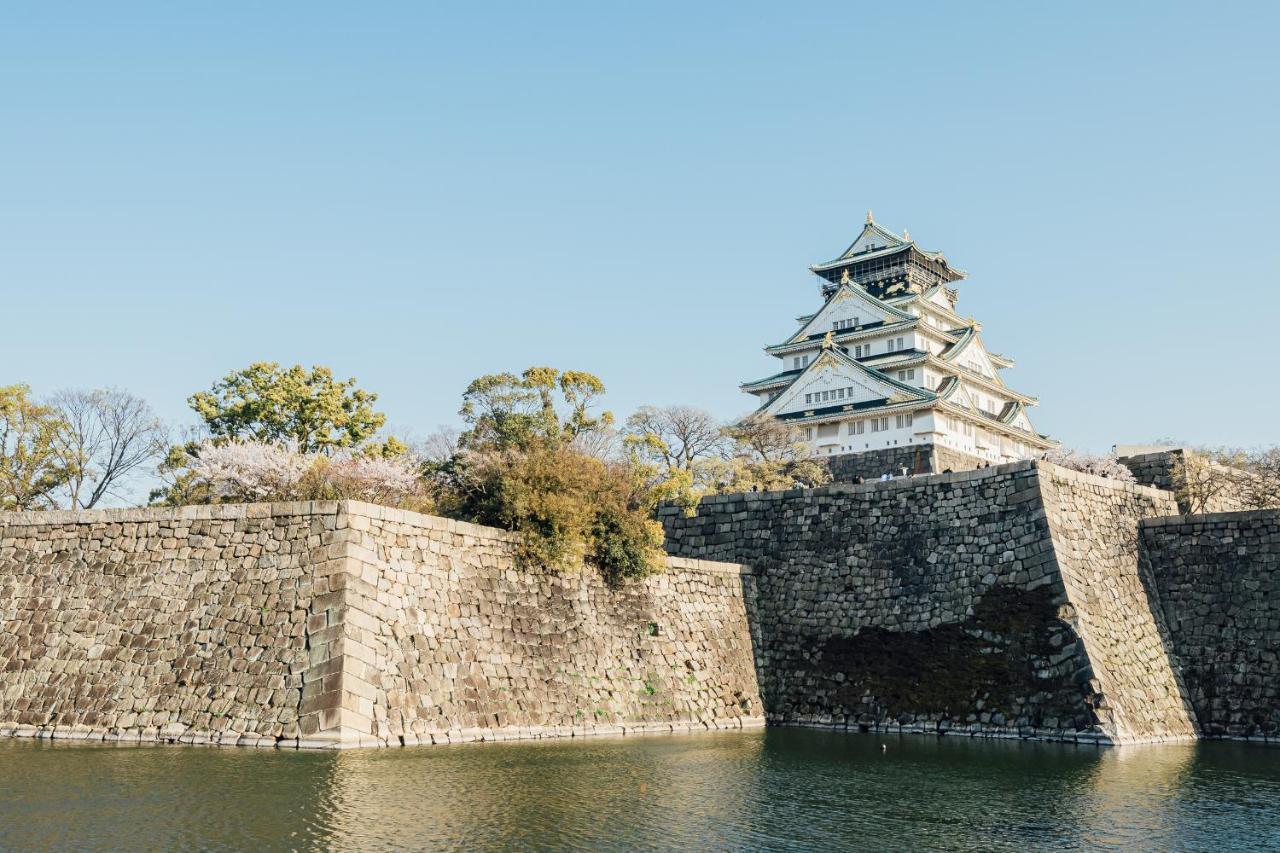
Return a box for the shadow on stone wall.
[812,585,1092,733]
[663,461,1198,745]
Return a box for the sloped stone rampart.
[1037,467,1195,742]
[660,461,1194,744]
[1139,510,1280,741]
[0,503,760,748]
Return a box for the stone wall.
[1119,450,1183,495]
[1119,449,1249,514]
[0,502,761,748]
[826,443,986,484]
[1139,510,1280,741]
[660,461,1195,744]
[1037,467,1197,742]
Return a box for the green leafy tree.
[435,367,660,583]
[0,384,75,510]
[459,367,612,451]
[188,363,387,453]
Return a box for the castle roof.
[809,214,965,281]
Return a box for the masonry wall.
[328,505,762,745]
[1119,449,1249,514]
[661,461,1194,744]
[826,442,985,484]
[0,502,761,748]
[1139,510,1280,741]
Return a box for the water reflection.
[2,731,1279,851]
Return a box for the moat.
[3,730,1279,851]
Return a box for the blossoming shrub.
[185,439,429,508]
[1039,448,1136,483]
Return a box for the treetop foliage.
[188,362,387,453]
[458,367,612,451]
[0,384,74,511]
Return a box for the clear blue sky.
[4,2,1278,451]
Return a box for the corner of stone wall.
[296,502,382,748]
[1032,463,1197,744]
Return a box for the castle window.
[848,421,865,435]
[895,413,914,429]
[897,369,916,381]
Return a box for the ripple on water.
[2,731,1280,851]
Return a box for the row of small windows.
[793,335,917,368]
[896,368,916,382]
[832,317,860,331]
[852,413,912,434]
[802,412,914,441]
[804,387,857,405]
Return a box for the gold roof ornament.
[866,209,874,224]
[903,228,910,240]
[840,268,851,284]
[822,330,835,350]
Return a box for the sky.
[4,1,1278,458]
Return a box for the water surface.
[2,729,1279,850]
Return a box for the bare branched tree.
[416,425,461,465]
[1166,444,1280,513]
[1241,447,1280,509]
[50,387,168,509]
[624,405,728,472]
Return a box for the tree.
[624,405,727,473]
[1240,447,1280,509]
[716,413,831,492]
[0,384,74,511]
[458,367,612,451]
[188,363,386,453]
[433,367,661,583]
[435,441,663,583]
[1174,445,1280,512]
[178,438,429,508]
[49,387,168,509]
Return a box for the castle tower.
[741,214,1055,478]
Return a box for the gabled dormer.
[784,280,914,344]
[761,344,933,420]
[939,326,1004,384]
[833,216,909,259]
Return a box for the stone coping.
[0,499,747,578]
[1117,449,1186,463]
[1140,508,1280,527]
[1,717,768,750]
[663,459,1171,511]
[772,719,1200,747]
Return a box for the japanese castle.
[742,212,1055,475]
